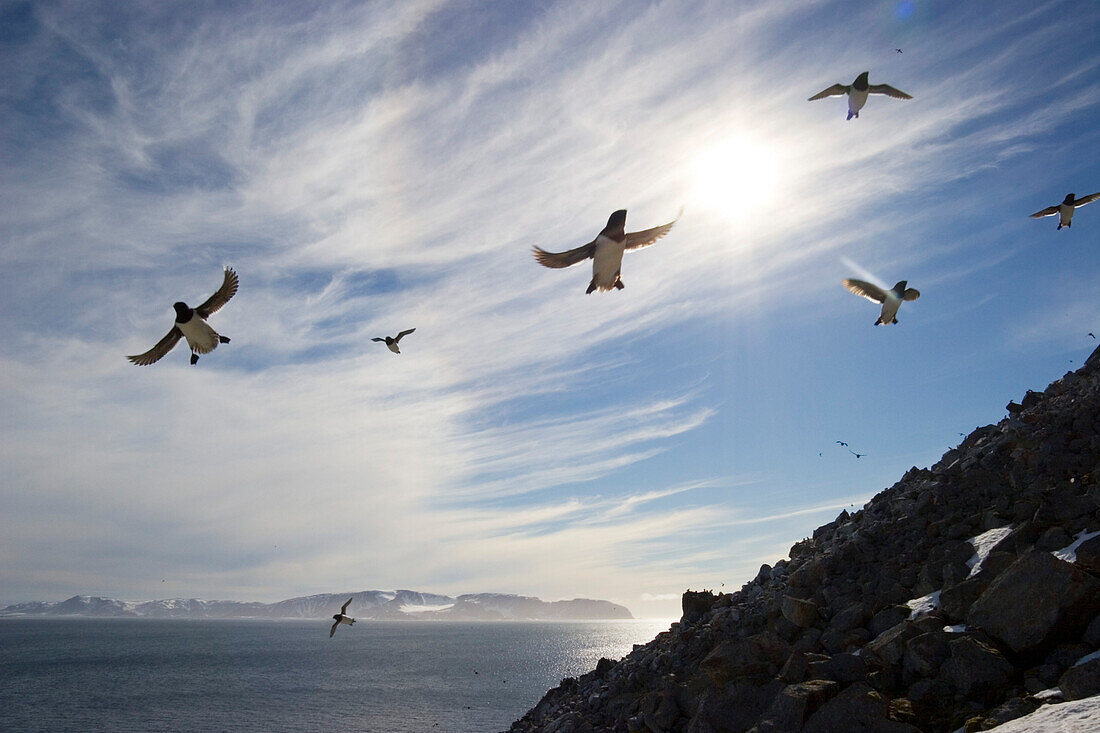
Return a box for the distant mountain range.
[0,589,633,621]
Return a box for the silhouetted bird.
[1089,333,1096,339]
[330,598,355,637]
[850,450,866,459]
[809,72,912,120]
[843,279,920,325]
[1031,192,1100,230]
[836,441,849,447]
[373,328,416,354]
[533,209,679,293]
[896,48,903,53]
[127,268,238,366]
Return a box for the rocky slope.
[0,589,632,621]
[508,348,1100,733]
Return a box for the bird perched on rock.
[330,598,355,637]
[809,71,912,120]
[373,328,416,354]
[1030,192,1100,230]
[532,209,679,294]
[843,279,920,325]
[127,267,238,366]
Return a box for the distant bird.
[330,598,355,637]
[1030,193,1100,230]
[836,441,849,447]
[896,48,903,53]
[849,450,866,459]
[373,328,416,354]
[959,432,966,437]
[809,71,912,120]
[1090,333,1096,339]
[843,279,920,325]
[532,209,679,293]
[127,268,239,366]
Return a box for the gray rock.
[802,682,921,733]
[752,680,839,732]
[781,596,819,628]
[808,652,867,684]
[980,696,1039,728]
[1058,657,1100,700]
[1075,535,1100,574]
[685,683,772,733]
[942,636,1013,704]
[967,551,1100,654]
[700,633,789,686]
[903,631,950,679]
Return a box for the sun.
[689,136,780,221]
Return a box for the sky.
[1,0,1099,620]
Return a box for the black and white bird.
[330,598,355,637]
[533,209,679,294]
[1030,192,1100,230]
[809,72,912,120]
[843,279,920,325]
[127,268,239,366]
[373,328,416,354]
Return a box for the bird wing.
[127,327,183,366]
[903,288,920,301]
[1074,192,1100,208]
[808,83,849,101]
[1030,205,1059,218]
[371,337,385,342]
[842,279,887,303]
[532,240,597,269]
[623,211,680,251]
[195,268,239,318]
[330,620,339,637]
[395,328,416,342]
[341,598,352,614]
[868,84,912,99]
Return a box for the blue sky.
[1,0,1099,619]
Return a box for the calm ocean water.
[0,618,670,732]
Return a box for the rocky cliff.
[509,348,1100,733]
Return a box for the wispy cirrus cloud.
[1,0,1098,618]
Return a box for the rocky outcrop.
[509,346,1100,733]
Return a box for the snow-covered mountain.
[0,590,632,621]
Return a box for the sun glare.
[689,136,780,222]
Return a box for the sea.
[0,617,671,732]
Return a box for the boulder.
[701,634,790,686]
[903,631,950,679]
[1058,656,1100,701]
[781,596,819,628]
[802,682,921,733]
[967,551,1100,654]
[941,636,1013,704]
[751,680,839,732]
[1075,535,1100,574]
[808,653,867,684]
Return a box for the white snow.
[400,603,455,614]
[1053,529,1100,563]
[1032,688,1063,701]
[906,590,941,620]
[984,696,1100,732]
[966,525,1015,578]
[944,624,968,633]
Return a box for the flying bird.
[1030,192,1100,230]
[896,48,903,53]
[809,71,912,120]
[1089,333,1096,339]
[532,209,679,294]
[330,598,355,637]
[127,267,239,366]
[373,328,416,354]
[849,450,866,459]
[835,441,849,447]
[843,279,920,325]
